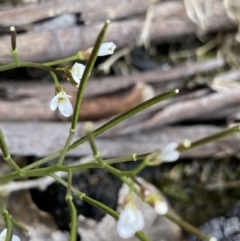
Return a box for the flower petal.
[0,229,21,241]
[12,235,21,241]
[98,42,116,56]
[117,222,136,239]
[155,201,168,215]
[160,142,179,162]
[70,63,85,80]
[50,95,59,111]
[0,228,7,238]
[117,205,144,239]
[72,73,81,84]
[134,209,145,231]
[58,98,73,117]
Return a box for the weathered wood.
[0,82,151,121]
[0,0,235,64]
[114,90,240,135]
[0,59,224,121]
[1,123,239,158]
[0,0,148,27]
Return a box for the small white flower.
[98,42,116,56]
[117,204,144,239]
[159,142,179,162]
[155,200,168,215]
[50,90,73,117]
[69,63,86,85]
[0,228,20,241]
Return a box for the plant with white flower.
[159,142,179,162]
[69,63,86,87]
[146,142,180,166]
[0,228,20,241]
[145,193,168,215]
[78,42,116,60]
[50,85,73,117]
[117,203,145,239]
[97,42,116,56]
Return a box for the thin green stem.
[2,210,13,241]
[22,150,61,171]
[58,128,75,165]
[0,130,22,174]
[10,50,20,65]
[50,71,60,85]
[69,89,178,150]
[85,124,106,167]
[66,197,77,241]
[11,218,29,233]
[165,213,212,241]
[44,54,78,66]
[0,61,56,72]
[105,154,137,164]
[0,130,10,158]
[4,156,22,175]
[177,125,240,152]
[66,170,77,241]
[71,20,110,131]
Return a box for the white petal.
[155,201,168,215]
[72,74,81,84]
[58,98,73,117]
[117,222,136,239]
[70,63,85,80]
[0,229,7,238]
[50,95,59,111]
[160,142,179,162]
[117,205,144,239]
[134,210,145,231]
[0,229,20,241]
[12,235,21,241]
[98,42,116,56]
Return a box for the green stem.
[71,20,110,131]
[58,128,75,165]
[11,218,29,233]
[44,54,78,66]
[2,210,13,241]
[67,197,77,241]
[165,212,212,241]
[66,170,77,241]
[0,130,22,174]
[105,154,137,164]
[0,61,57,72]
[177,125,240,152]
[10,49,20,65]
[137,125,240,160]
[50,71,60,85]
[69,89,178,151]
[22,150,61,171]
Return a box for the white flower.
[159,142,179,162]
[50,90,73,117]
[117,204,144,239]
[69,63,86,85]
[0,228,20,241]
[155,200,168,215]
[98,42,116,56]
